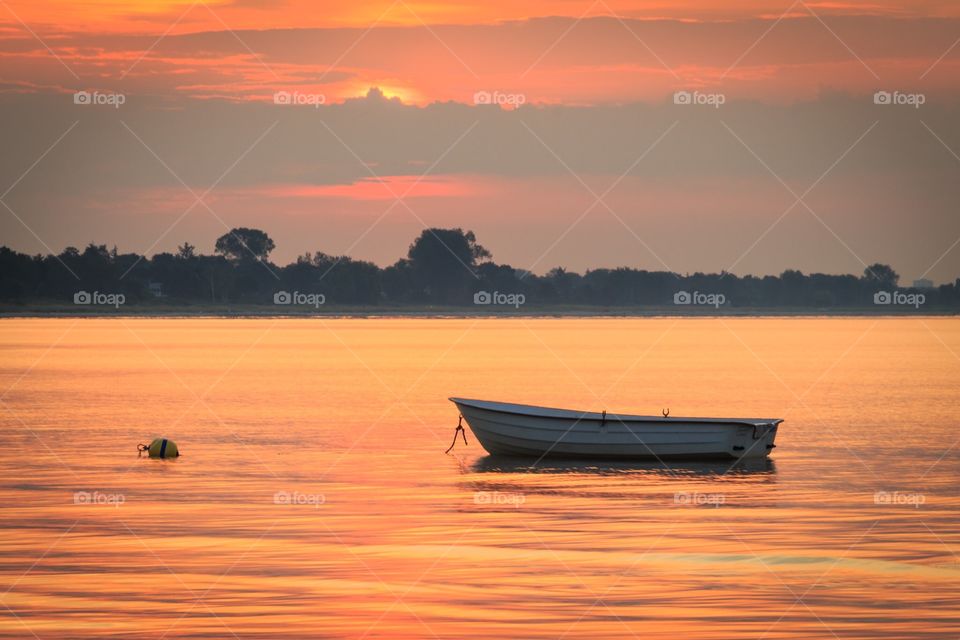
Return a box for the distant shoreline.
[1,304,956,319]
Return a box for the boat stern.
[729,420,781,458]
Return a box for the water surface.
[1,318,958,638]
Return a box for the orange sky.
[1,0,959,280]
[11,1,960,33]
[3,0,960,105]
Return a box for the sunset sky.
[1,0,959,281]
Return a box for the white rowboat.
[450,398,781,460]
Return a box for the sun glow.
[357,84,423,105]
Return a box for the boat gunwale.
[450,397,783,428]
[462,416,726,446]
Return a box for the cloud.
[3,15,960,105]
[1,88,958,280]
[2,88,956,193]
[1,11,958,280]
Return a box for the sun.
[348,83,423,105]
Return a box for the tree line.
[1,227,957,310]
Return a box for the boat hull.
[451,398,780,460]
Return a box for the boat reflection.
[467,454,777,477]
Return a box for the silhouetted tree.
[406,228,490,303]
[779,269,807,305]
[0,228,957,310]
[381,259,416,303]
[177,242,196,260]
[214,228,275,263]
[862,263,899,290]
[197,255,233,302]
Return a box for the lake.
[1,317,958,639]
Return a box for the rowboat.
[449,397,781,460]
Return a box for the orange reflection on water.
[1,318,959,638]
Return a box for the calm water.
[1,317,958,639]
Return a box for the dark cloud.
[1,89,957,193]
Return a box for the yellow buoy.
[138,438,179,459]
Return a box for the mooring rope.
[445,415,468,454]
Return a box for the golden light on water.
[1,317,959,638]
